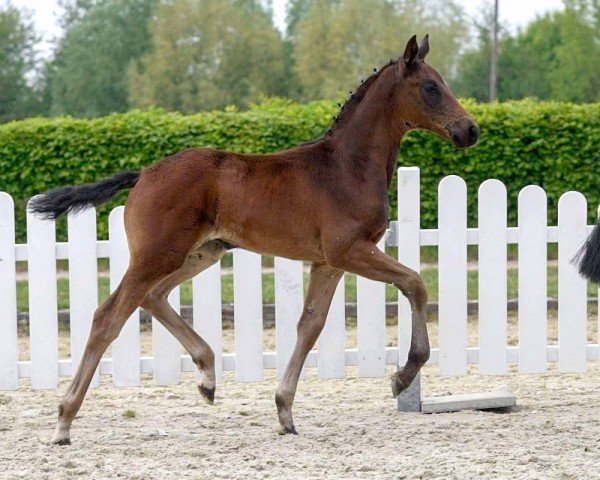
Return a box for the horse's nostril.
[468,124,478,140]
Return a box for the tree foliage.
[292,0,469,100]
[0,4,44,122]
[453,0,600,102]
[129,0,287,112]
[46,0,156,117]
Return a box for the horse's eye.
[422,81,439,95]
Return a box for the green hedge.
[0,98,598,242]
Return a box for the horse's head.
[395,35,479,149]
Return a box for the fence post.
[318,275,346,378]
[151,286,182,385]
[193,261,223,382]
[558,192,588,372]
[68,208,99,387]
[27,200,59,389]
[357,237,386,377]
[0,193,18,390]
[396,167,421,411]
[275,257,304,379]
[478,180,508,374]
[109,207,141,386]
[438,176,468,376]
[233,249,263,381]
[518,186,548,373]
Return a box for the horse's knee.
[140,289,166,316]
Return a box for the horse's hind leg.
[52,267,162,445]
[141,240,228,404]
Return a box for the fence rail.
[0,168,598,390]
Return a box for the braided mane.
[327,59,398,136]
[299,59,398,146]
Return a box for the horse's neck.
[332,98,405,187]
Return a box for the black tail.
[574,216,600,284]
[28,171,140,220]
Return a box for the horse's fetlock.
[409,343,430,366]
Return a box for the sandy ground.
[1,362,600,480]
[5,310,600,479]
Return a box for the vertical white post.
[438,176,468,376]
[152,287,182,385]
[396,168,422,411]
[193,261,223,382]
[0,193,18,389]
[478,180,507,375]
[518,186,548,373]
[233,249,263,381]
[27,201,59,389]
[558,192,588,372]
[68,208,99,387]
[318,275,346,378]
[357,237,386,377]
[397,167,421,364]
[275,258,304,379]
[109,207,140,386]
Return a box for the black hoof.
[278,425,298,435]
[53,438,71,446]
[198,385,215,405]
[391,375,407,398]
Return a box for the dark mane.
[299,59,398,147]
[327,59,398,136]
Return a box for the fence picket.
[275,258,304,379]
[357,238,386,377]
[68,208,99,387]
[318,275,346,378]
[558,192,588,372]
[27,202,59,389]
[193,262,223,382]
[152,287,182,385]
[0,193,18,389]
[478,180,507,375]
[233,249,263,381]
[438,176,468,376]
[518,186,548,373]
[109,207,140,386]
[397,167,421,365]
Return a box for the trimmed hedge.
[0,98,598,241]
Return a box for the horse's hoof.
[53,437,71,446]
[198,385,215,405]
[278,425,298,435]
[391,374,407,398]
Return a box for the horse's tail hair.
[574,215,600,284]
[28,171,140,220]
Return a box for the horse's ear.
[417,34,429,61]
[402,35,419,68]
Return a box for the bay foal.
[30,35,479,444]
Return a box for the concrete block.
[420,391,516,414]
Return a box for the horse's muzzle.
[446,118,479,149]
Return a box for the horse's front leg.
[275,262,343,434]
[329,240,430,396]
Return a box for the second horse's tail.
[575,216,600,284]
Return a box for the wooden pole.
[490,0,499,101]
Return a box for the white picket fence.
[0,167,598,390]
